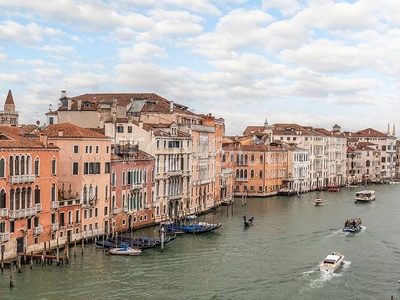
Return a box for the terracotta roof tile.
[41,123,110,139]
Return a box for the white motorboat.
[107,247,142,256]
[354,190,376,202]
[319,252,344,273]
[314,198,323,206]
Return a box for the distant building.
[0,90,19,126]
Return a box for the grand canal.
[2,184,400,300]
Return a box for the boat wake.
[300,269,341,292]
[300,261,351,293]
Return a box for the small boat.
[354,190,376,203]
[319,252,345,273]
[185,215,197,221]
[96,240,129,249]
[343,218,362,233]
[107,247,142,256]
[314,198,323,206]
[243,215,254,226]
[328,187,340,192]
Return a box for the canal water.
[2,184,400,300]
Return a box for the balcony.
[113,207,119,215]
[34,225,43,235]
[167,194,181,201]
[9,174,35,184]
[167,170,183,177]
[51,201,59,209]
[0,232,10,242]
[51,223,59,231]
[9,207,36,219]
[122,206,129,213]
[144,203,152,209]
[130,183,143,190]
[35,203,42,212]
[0,208,8,217]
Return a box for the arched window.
[51,183,56,202]
[250,170,254,179]
[260,155,263,163]
[259,170,263,179]
[0,158,5,178]
[9,156,14,176]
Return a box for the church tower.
[0,90,19,125]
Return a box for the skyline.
[0,0,399,135]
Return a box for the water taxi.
[343,218,362,233]
[314,198,323,206]
[354,190,376,203]
[319,252,345,273]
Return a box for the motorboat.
[319,252,344,273]
[314,198,323,206]
[354,190,376,203]
[343,218,362,233]
[107,247,142,256]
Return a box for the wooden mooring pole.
[9,262,14,288]
[1,250,4,273]
[73,239,77,258]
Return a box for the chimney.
[77,99,82,110]
[58,130,64,136]
[387,123,390,135]
[393,124,396,136]
[61,90,66,98]
[170,101,174,113]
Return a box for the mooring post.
[17,255,21,273]
[81,238,84,255]
[74,239,77,258]
[160,226,165,252]
[30,251,33,269]
[65,241,69,264]
[56,238,59,266]
[9,262,14,288]
[1,250,4,273]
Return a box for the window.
[85,146,93,154]
[84,210,88,220]
[127,126,132,133]
[34,158,39,176]
[0,158,4,178]
[111,171,116,187]
[84,162,101,175]
[104,206,108,216]
[73,162,79,175]
[76,210,80,224]
[96,146,99,154]
[51,184,56,202]
[10,221,14,233]
[105,162,110,174]
[117,126,124,133]
[73,145,79,154]
[59,213,65,226]
[51,158,56,175]
[168,140,180,148]
[95,208,98,218]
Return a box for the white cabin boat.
[314,198,323,206]
[354,190,376,202]
[107,247,142,256]
[319,252,345,273]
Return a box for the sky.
[0,0,400,136]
